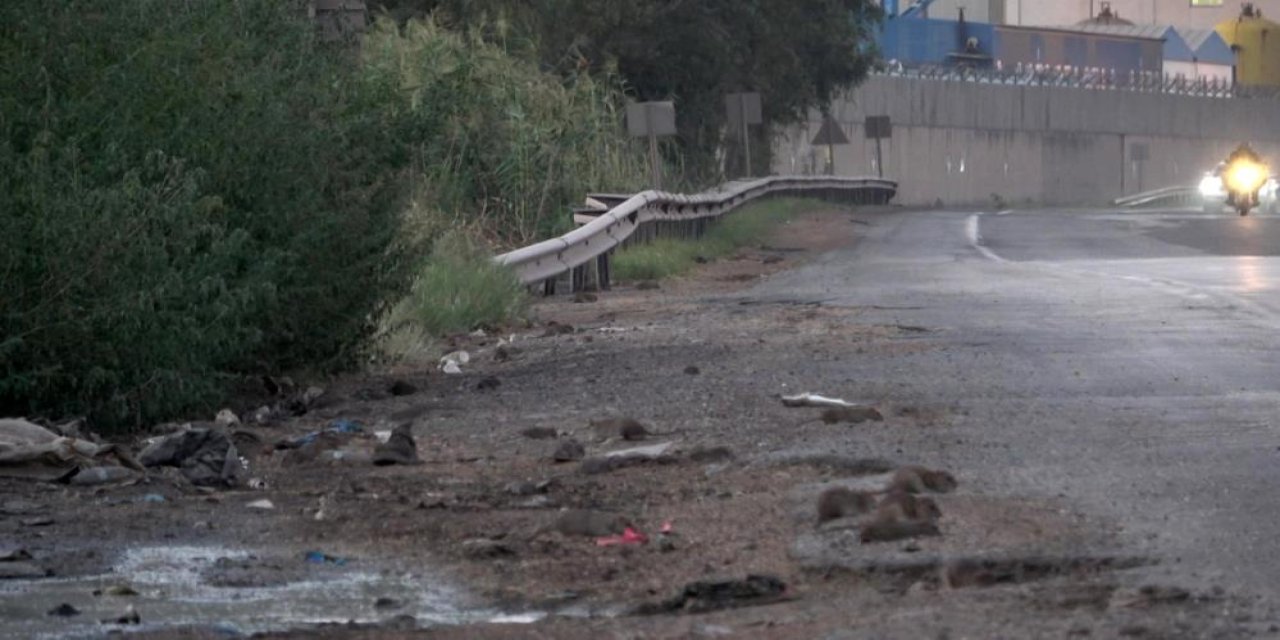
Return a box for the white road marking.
[966,213,1007,263]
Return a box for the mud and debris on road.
[0,207,1265,638]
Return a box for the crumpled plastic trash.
[596,526,649,547]
[303,551,348,566]
[278,419,362,450]
[780,393,866,409]
[0,418,141,482]
[439,350,470,374]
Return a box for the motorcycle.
[1200,145,1274,216]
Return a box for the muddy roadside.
[1,206,1262,639]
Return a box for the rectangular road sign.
[865,115,892,139]
[626,101,677,138]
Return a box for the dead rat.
[815,487,877,523]
[887,465,958,494]
[528,509,632,540]
[588,417,680,442]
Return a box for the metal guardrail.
[494,175,897,293]
[1113,185,1198,208]
[878,64,1271,100]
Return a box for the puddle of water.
[0,545,536,639]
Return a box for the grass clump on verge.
[381,232,528,361]
[613,198,816,282]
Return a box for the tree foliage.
[374,0,883,181]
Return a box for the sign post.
[811,115,851,176]
[627,101,677,189]
[864,115,893,178]
[725,92,763,177]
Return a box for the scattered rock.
[521,427,559,440]
[214,409,240,427]
[637,281,660,291]
[573,292,598,303]
[94,585,139,597]
[388,380,418,397]
[0,562,46,579]
[102,605,140,625]
[1110,585,1192,609]
[47,603,80,617]
[461,538,515,560]
[635,575,788,615]
[888,466,958,494]
[476,376,501,392]
[544,509,631,537]
[246,499,275,510]
[590,417,650,441]
[688,446,734,463]
[551,439,585,463]
[0,547,31,562]
[541,323,576,337]
[859,519,941,544]
[374,597,402,610]
[820,406,884,424]
[372,425,420,466]
[69,466,138,486]
[248,405,276,425]
[138,427,242,488]
[683,365,701,375]
[21,516,53,527]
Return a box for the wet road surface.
[753,206,1280,608]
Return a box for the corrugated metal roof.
[1061,23,1197,62]
[1175,28,1236,65]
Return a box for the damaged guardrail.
[494,175,897,294]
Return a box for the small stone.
[372,426,420,466]
[388,380,418,396]
[521,427,558,440]
[94,585,139,597]
[47,603,79,617]
[215,409,240,426]
[505,481,541,496]
[683,365,700,375]
[461,538,515,560]
[245,499,275,510]
[21,516,53,527]
[552,439,585,463]
[249,405,275,424]
[102,605,140,625]
[476,376,501,392]
[374,597,402,610]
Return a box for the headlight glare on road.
[1199,175,1224,197]
[1225,159,1268,195]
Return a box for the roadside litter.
[595,527,649,547]
[634,574,789,615]
[372,424,420,466]
[139,427,242,488]
[780,393,867,409]
[276,419,362,450]
[439,350,470,374]
[0,418,142,483]
[303,551,348,566]
[245,499,275,510]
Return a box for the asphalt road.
[753,206,1280,611]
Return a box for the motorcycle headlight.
[1225,159,1269,194]
[1199,175,1224,197]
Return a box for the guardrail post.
[543,278,556,296]
[571,265,586,293]
[597,250,612,291]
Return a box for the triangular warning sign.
[811,116,850,146]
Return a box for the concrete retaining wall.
[774,75,1280,206]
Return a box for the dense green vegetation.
[377,0,883,181]
[1,0,879,429]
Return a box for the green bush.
[384,233,527,347]
[361,17,651,247]
[612,198,813,281]
[0,0,411,429]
